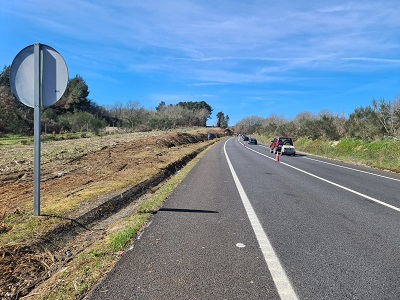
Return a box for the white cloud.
[3,0,400,105]
[188,82,224,87]
[7,1,400,67]
[343,57,400,63]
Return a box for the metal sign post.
[10,43,68,216]
[33,43,41,216]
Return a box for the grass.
[2,213,40,243]
[0,129,217,245]
[107,213,151,252]
[250,134,400,172]
[27,143,211,300]
[0,133,87,147]
[20,133,399,299]
[0,134,33,147]
[44,212,156,299]
[1,128,223,299]
[254,135,273,145]
[1,206,70,244]
[294,137,400,172]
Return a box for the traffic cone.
[275,152,280,162]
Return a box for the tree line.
[2,63,398,140]
[0,65,220,136]
[234,97,400,141]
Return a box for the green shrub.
[295,137,400,171]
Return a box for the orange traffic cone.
[275,152,280,162]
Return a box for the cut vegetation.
[0,128,225,299]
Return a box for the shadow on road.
[159,208,218,214]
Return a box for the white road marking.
[224,140,299,300]
[257,142,400,182]
[240,140,400,213]
[280,162,400,212]
[303,156,400,182]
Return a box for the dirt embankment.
[0,128,225,299]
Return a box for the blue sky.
[1,1,400,126]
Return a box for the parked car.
[269,136,296,155]
[248,138,257,145]
[243,135,249,141]
[281,144,296,155]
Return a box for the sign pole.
[33,43,41,216]
[10,43,68,216]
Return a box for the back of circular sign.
[10,44,68,108]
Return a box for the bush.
[58,111,106,135]
[295,137,400,171]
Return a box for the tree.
[224,115,230,128]
[345,106,382,140]
[216,112,224,127]
[58,111,106,135]
[55,75,90,113]
[156,101,166,111]
[235,116,264,134]
[107,101,124,127]
[0,87,25,134]
[122,100,145,128]
[318,113,340,140]
[372,98,400,137]
[294,112,313,138]
[0,65,11,94]
[0,66,34,134]
[260,115,285,136]
[177,101,213,126]
[196,108,211,127]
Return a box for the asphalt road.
[88,137,400,300]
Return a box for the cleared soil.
[0,128,225,299]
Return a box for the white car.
[281,145,296,156]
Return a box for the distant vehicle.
[269,136,296,155]
[248,138,257,145]
[281,144,296,155]
[243,135,249,141]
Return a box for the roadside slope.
[0,128,225,299]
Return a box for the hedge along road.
[88,137,400,300]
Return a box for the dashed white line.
[224,140,299,300]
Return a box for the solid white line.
[303,156,400,182]
[224,140,298,300]
[240,140,400,213]
[258,142,400,182]
[279,161,400,212]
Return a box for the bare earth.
[0,128,224,299]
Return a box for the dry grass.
[22,140,211,300]
[0,128,225,299]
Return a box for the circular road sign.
[10,44,68,108]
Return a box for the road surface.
[88,137,400,299]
